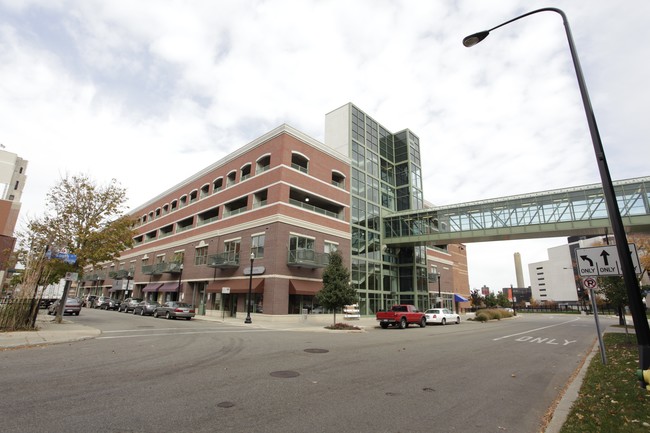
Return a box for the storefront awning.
[207,278,264,294]
[454,294,469,302]
[158,282,181,292]
[142,283,163,292]
[289,280,322,296]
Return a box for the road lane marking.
[492,318,581,341]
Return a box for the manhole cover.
[217,401,235,408]
[304,348,329,354]
[270,370,300,378]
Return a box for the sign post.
[581,277,607,365]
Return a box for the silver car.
[153,302,195,320]
[133,300,160,316]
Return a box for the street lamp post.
[463,7,650,383]
[435,271,442,308]
[245,253,254,324]
[177,264,183,301]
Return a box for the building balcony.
[207,252,240,269]
[287,250,329,269]
[162,262,183,274]
[142,263,165,275]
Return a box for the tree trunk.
[617,304,625,326]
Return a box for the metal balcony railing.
[207,252,240,269]
[287,250,329,269]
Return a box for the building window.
[256,155,271,173]
[189,190,198,203]
[251,234,265,258]
[241,163,252,181]
[324,241,338,254]
[195,246,208,266]
[289,235,314,253]
[224,239,241,259]
[291,152,309,173]
[226,171,236,187]
[200,184,210,199]
[213,178,223,193]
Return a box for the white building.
[529,244,577,304]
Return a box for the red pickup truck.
[376,304,426,329]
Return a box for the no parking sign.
[582,276,598,290]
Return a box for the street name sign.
[575,243,641,277]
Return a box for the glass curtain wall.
[349,105,429,314]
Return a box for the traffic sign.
[575,243,641,277]
[582,276,598,290]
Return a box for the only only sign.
[575,243,641,277]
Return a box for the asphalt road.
[1,309,609,433]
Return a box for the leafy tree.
[469,289,482,310]
[484,292,498,308]
[315,250,356,325]
[496,291,511,307]
[21,174,136,324]
[597,276,627,325]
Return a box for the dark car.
[100,298,122,310]
[119,297,143,313]
[153,302,195,320]
[47,297,82,316]
[133,300,160,316]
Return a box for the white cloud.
[1,0,648,292]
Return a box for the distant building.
[0,149,28,290]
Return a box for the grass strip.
[560,332,650,432]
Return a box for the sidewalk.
[0,313,377,349]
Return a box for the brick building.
[81,104,470,316]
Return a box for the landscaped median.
[559,332,650,432]
[466,308,515,322]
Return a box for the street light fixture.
[245,253,255,324]
[463,7,650,383]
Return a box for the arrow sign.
[580,255,593,267]
[600,250,610,266]
[576,244,641,277]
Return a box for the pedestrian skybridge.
[384,177,650,246]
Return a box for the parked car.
[376,304,426,329]
[83,295,97,308]
[153,302,195,320]
[92,296,112,309]
[133,300,160,316]
[119,297,143,313]
[100,298,122,310]
[424,308,460,325]
[47,297,82,316]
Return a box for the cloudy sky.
[2,0,648,292]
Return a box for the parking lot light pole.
[245,253,254,324]
[463,7,650,385]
